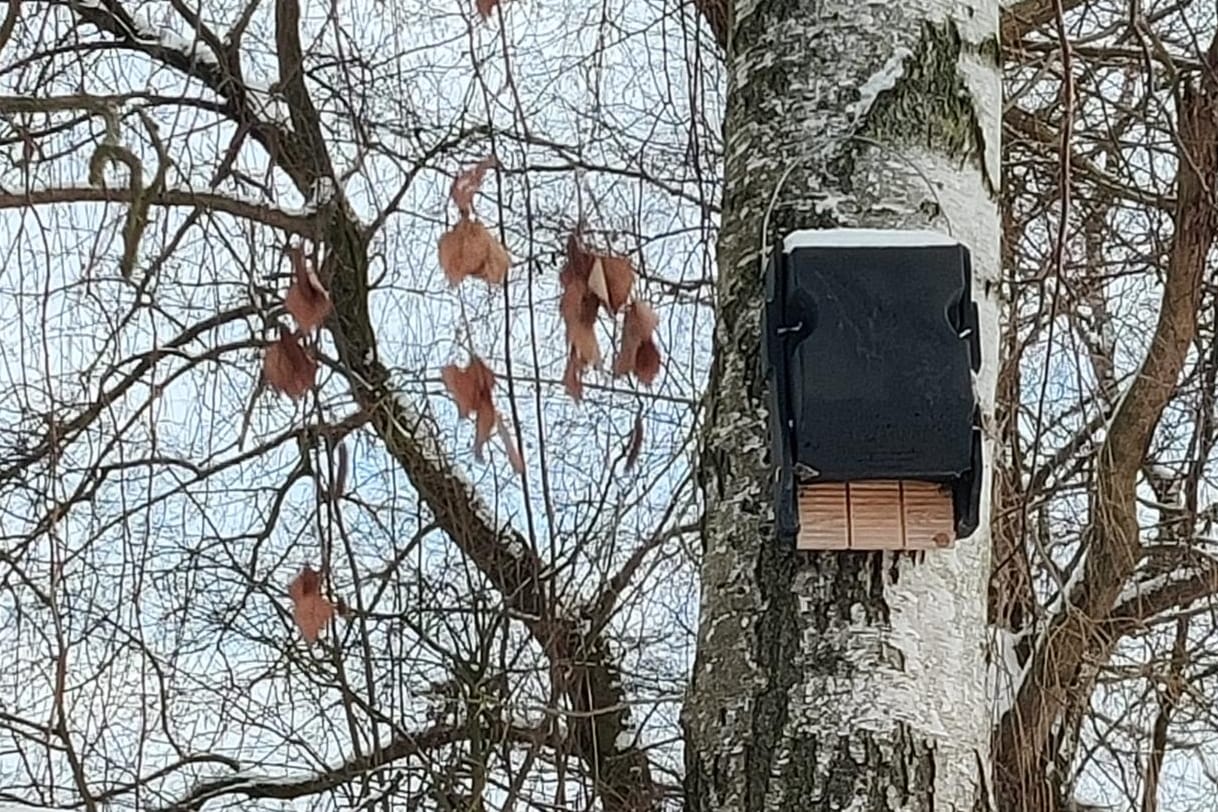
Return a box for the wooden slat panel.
[901,481,956,549]
[796,484,849,550]
[795,480,957,551]
[847,481,903,549]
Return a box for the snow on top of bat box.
[782,229,961,252]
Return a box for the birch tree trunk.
[683,0,1003,808]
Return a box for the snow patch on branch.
[157,30,221,67]
[129,8,220,67]
[1113,567,1208,612]
[304,176,338,213]
[990,626,1031,722]
[1045,559,1086,618]
[203,767,318,788]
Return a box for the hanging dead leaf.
[497,414,525,474]
[588,255,635,314]
[442,355,494,417]
[442,357,525,471]
[557,234,612,401]
[562,350,585,402]
[560,234,604,363]
[438,217,509,287]
[284,245,331,333]
[442,356,497,460]
[559,272,601,366]
[588,257,610,307]
[288,565,334,642]
[635,339,661,385]
[613,302,661,385]
[450,156,498,216]
[562,233,595,280]
[264,327,317,399]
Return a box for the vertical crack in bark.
[746,541,797,809]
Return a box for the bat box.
[762,229,982,551]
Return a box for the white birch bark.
[684,0,1002,808]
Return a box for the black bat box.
[762,229,983,547]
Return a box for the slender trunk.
[684,1,1002,809]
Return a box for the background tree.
[0,1,715,809]
[2,1,1218,811]
[995,3,1218,809]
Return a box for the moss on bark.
[861,20,996,191]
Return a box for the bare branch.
[153,724,472,812]
[0,187,321,234]
[996,42,1218,801]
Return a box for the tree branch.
[689,0,726,50]
[65,0,312,191]
[995,52,1218,804]
[1106,561,1218,634]
[0,0,19,56]
[0,186,320,234]
[155,724,468,812]
[319,216,657,812]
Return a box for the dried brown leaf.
[284,245,331,333]
[438,217,509,287]
[264,327,317,400]
[588,257,610,308]
[559,273,601,366]
[475,0,499,18]
[288,565,334,642]
[497,414,525,474]
[450,156,498,216]
[559,235,603,372]
[481,229,510,285]
[442,356,501,463]
[442,356,495,416]
[613,301,662,386]
[634,340,661,385]
[591,255,634,314]
[562,350,585,402]
[561,233,594,283]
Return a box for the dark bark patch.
[746,530,801,809]
[860,20,994,192]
